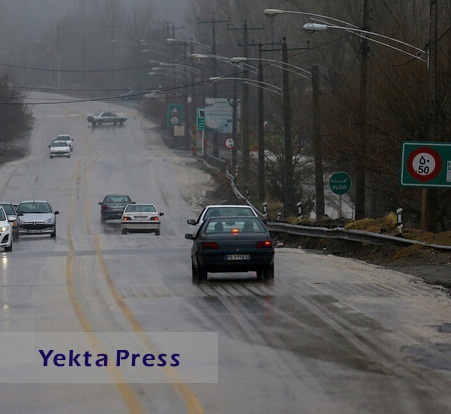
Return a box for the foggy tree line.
[0,0,450,223]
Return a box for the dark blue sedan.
[185,216,274,283]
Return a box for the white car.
[121,203,164,235]
[187,204,259,235]
[17,200,59,238]
[0,202,19,241]
[49,140,71,158]
[55,135,73,151]
[0,206,13,252]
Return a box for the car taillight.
[256,240,272,248]
[202,242,218,249]
[122,216,131,221]
[150,216,159,221]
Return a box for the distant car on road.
[99,194,134,223]
[0,202,19,240]
[87,111,127,126]
[54,134,73,151]
[0,206,13,251]
[16,200,59,238]
[121,203,164,235]
[185,216,274,283]
[49,140,71,158]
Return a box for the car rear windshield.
[204,207,256,219]
[125,204,156,213]
[104,196,131,203]
[205,218,265,234]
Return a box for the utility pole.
[355,0,371,220]
[232,78,238,169]
[282,37,295,217]
[228,20,265,185]
[251,41,283,202]
[257,44,265,202]
[424,0,438,232]
[198,13,228,157]
[312,65,325,218]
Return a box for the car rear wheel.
[262,263,274,281]
[191,263,199,283]
[50,228,56,238]
[192,261,207,283]
[197,265,207,282]
[155,230,160,236]
[121,228,127,235]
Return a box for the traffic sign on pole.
[400,142,451,187]
[224,137,234,149]
[197,108,205,131]
[329,171,352,195]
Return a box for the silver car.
[121,203,164,235]
[49,140,71,158]
[17,201,59,238]
[0,206,13,252]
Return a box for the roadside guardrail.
[225,169,451,251]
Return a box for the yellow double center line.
[66,160,205,413]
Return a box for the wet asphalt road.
[0,93,451,413]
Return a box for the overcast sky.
[0,0,188,35]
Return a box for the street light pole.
[268,6,429,222]
[257,44,265,203]
[312,65,325,218]
[355,0,371,220]
[424,0,438,232]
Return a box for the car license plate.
[225,254,250,261]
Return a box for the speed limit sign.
[407,147,442,182]
[224,137,235,149]
[401,142,451,188]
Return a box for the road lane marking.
[66,164,147,414]
[66,110,205,412]
[93,235,205,414]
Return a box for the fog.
[0,0,188,40]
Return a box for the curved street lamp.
[166,38,211,52]
[302,23,428,64]
[209,76,282,95]
[264,7,431,222]
[230,56,326,217]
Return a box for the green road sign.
[400,142,451,188]
[329,171,352,195]
[197,108,205,131]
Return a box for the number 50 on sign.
[400,142,451,188]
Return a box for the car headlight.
[45,217,55,224]
[0,225,9,232]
